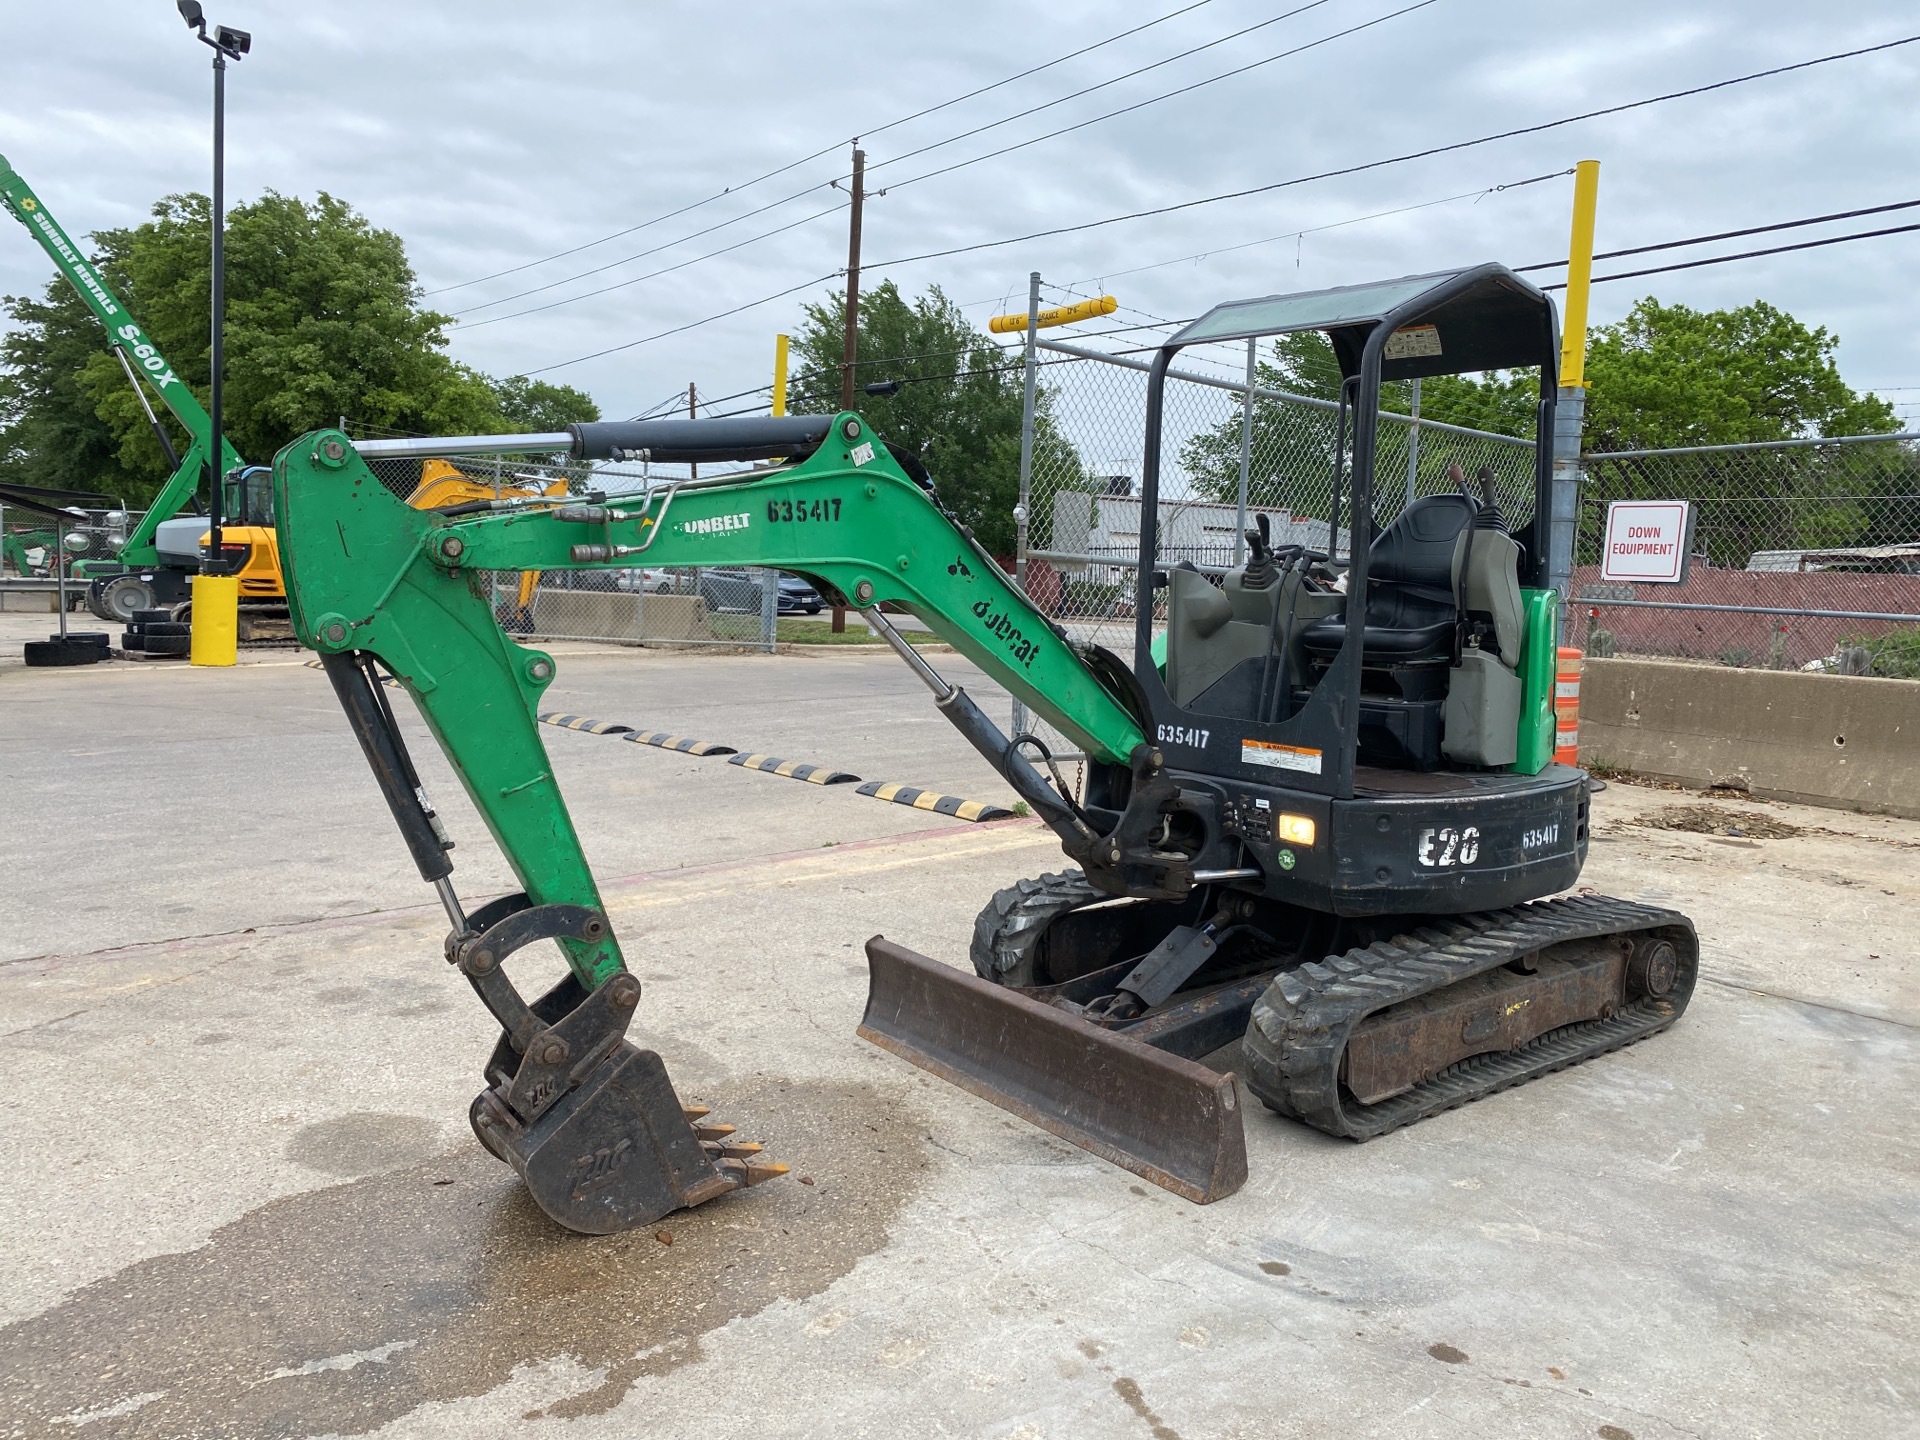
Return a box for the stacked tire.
[123,608,190,659]
[23,631,109,668]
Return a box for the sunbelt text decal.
[26,206,123,321]
[676,512,751,537]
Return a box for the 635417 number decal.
[767,497,842,523]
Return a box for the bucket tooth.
[682,1104,713,1122]
[720,1156,791,1188]
[694,1121,737,1142]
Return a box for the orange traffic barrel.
[1554,647,1582,765]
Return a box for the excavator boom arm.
[270,413,1162,1232]
[276,415,1146,989]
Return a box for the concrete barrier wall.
[1579,656,1920,818]
[528,590,716,642]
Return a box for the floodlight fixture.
[179,1,250,59]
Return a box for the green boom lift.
[0,153,259,622]
[275,265,1698,1234]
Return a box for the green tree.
[1181,331,1351,509]
[1180,331,1530,510]
[787,280,1082,555]
[1582,297,1897,450]
[1574,298,1907,564]
[0,191,597,507]
[490,375,600,434]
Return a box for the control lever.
[1242,512,1276,588]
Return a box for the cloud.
[4,0,1917,423]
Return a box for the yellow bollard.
[190,572,240,667]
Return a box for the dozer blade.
[859,937,1247,1203]
[472,1041,786,1236]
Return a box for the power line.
[863,32,1920,273]
[952,167,1565,307]
[450,2,1375,327]
[868,0,1337,179]
[883,0,1440,194]
[457,199,848,330]
[451,194,844,319]
[523,272,840,376]
[1518,197,1920,272]
[1064,169,1573,288]
[1539,221,1920,290]
[426,0,1215,298]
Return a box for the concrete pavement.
[1,644,1915,1438]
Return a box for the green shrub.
[1839,628,1920,679]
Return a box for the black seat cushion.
[1300,495,1474,665]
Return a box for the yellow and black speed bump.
[727,753,859,785]
[625,730,737,757]
[537,712,634,736]
[855,780,1015,823]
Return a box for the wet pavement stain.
[0,1079,924,1439]
[1112,1376,1183,1440]
[1427,1342,1470,1364]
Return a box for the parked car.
[694,568,823,615]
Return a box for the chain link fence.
[1576,432,1920,676]
[1,500,131,611]
[357,448,779,651]
[1012,339,1536,758]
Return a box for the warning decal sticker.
[1241,738,1323,774]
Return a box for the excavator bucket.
[471,1041,775,1235]
[468,967,787,1235]
[859,938,1247,1203]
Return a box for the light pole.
[176,1,249,571]
[177,2,249,666]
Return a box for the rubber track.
[969,870,1099,982]
[1244,894,1697,1140]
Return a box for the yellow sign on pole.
[988,294,1117,334]
[1558,160,1601,389]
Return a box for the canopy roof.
[1168,263,1558,383]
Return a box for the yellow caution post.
[988,294,1117,334]
[189,572,239,667]
[772,333,790,417]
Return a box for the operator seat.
[1298,493,1475,666]
[1297,490,1528,771]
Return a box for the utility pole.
[687,381,697,481]
[831,143,869,632]
[839,143,866,410]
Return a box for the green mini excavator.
[274,265,1697,1233]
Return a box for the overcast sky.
[4,1,1918,429]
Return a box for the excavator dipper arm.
[274,414,1237,1231]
